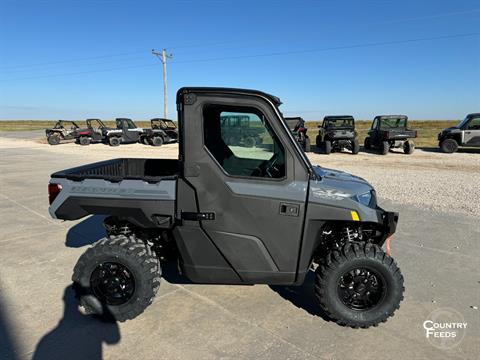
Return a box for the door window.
[203,104,285,178]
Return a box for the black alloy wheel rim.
[337,267,385,311]
[90,262,135,306]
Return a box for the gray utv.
[140,118,179,146]
[438,113,480,153]
[316,116,359,154]
[364,115,417,155]
[47,87,404,328]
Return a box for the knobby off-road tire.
[315,243,404,328]
[364,137,371,150]
[403,140,415,154]
[72,235,161,322]
[381,141,390,155]
[79,136,91,146]
[151,136,164,147]
[47,134,61,145]
[440,139,458,153]
[324,140,332,154]
[109,137,121,147]
[351,138,360,154]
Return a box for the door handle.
[279,203,299,217]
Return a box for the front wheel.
[72,236,161,322]
[79,136,91,146]
[440,139,458,153]
[47,133,61,145]
[315,243,404,328]
[324,140,332,154]
[109,137,121,147]
[151,136,164,147]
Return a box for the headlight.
[355,191,373,207]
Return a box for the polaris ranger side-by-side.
[438,113,480,153]
[77,118,143,146]
[316,116,359,154]
[364,115,417,155]
[45,120,81,145]
[140,118,179,146]
[48,87,404,328]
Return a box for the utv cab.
[45,120,81,145]
[364,115,416,155]
[140,118,179,146]
[284,117,311,152]
[438,113,480,153]
[316,116,359,154]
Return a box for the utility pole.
[152,49,173,118]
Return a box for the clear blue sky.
[0,0,479,120]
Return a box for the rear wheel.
[380,141,389,155]
[324,140,332,154]
[47,133,61,145]
[142,137,150,145]
[109,137,121,147]
[315,243,404,328]
[364,137,371,150]
[151,136,164,147]
[403,140,414,154]
[79,136,91,146]
[351,138,360,154]
[440,139,458,153]
[72,235,161,322]
[244,137,256,148]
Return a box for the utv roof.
[467,113,480,117]
[323,115,354,120]
[375,115,408,120]
[177,87,282,106]
[284,117,304,121]
[151,118,173,121]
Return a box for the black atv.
[140,118,179,146]
[316,116,359,154]
[284,117,311,152]
[45,120,81,145]
[364,115,416,155]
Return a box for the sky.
[0,0,479,120]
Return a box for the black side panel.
[173,226,242,284]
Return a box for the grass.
[0,119,458,147]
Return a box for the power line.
[0,32,478,82]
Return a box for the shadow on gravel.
[419,146,480,154]
[269,270,332,323]
[0,290,20,360]
[66,215,107,248]
[32,285,120,360]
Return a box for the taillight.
[48,183,62,205]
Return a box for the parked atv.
[364,115,416,155]
[284,117,311,152]
[438,113,480,153]
[316,116,359,154]
[48,87,404,328]
[220,114,264,147]
[140,118,179,146]
[45,120,81,145]
[76,118,143,146]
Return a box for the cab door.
[180,92,310,284]
[464,116,480,146]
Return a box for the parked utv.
[438,113,480,153]
[76,118,143,146]
[48,87,404,328]
[220,114,264,147]
[364,115,416,155]
[284,117,311,152]
[316,116,359,154]
[45,120,81,145]
[140,118,179,146]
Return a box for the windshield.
[164,120,177,129]
[324,118,354,128]
[457,116,470,128]
[379,117,407,129]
